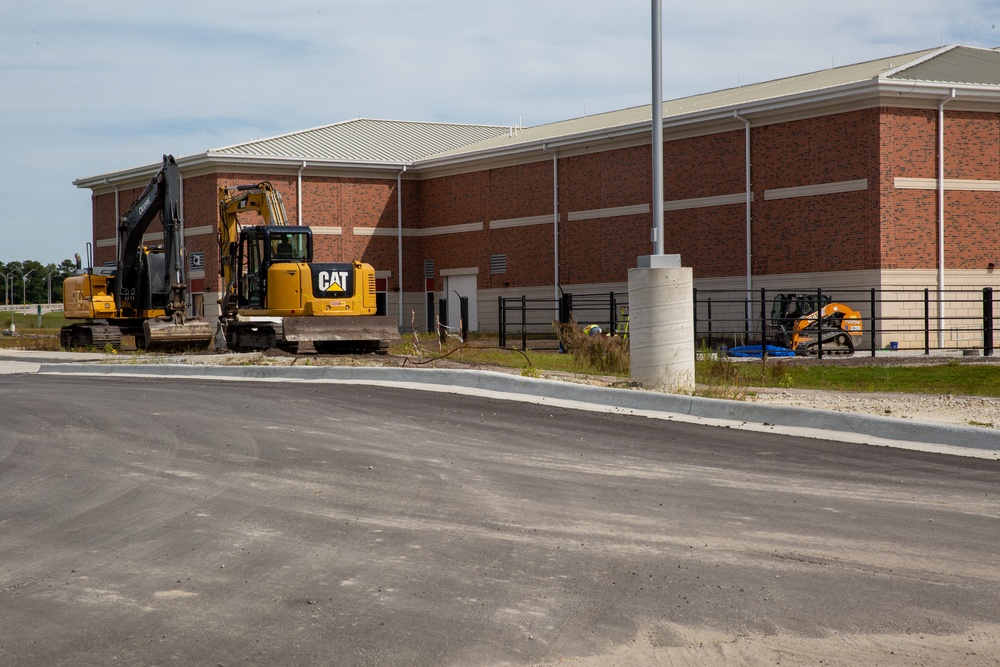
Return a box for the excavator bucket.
[282,315,400,354]
[144,317,216,351]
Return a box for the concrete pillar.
[628,255,695,392]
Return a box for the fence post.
[498,296,506,347]
[744,295,751,347]
[707,298,714,350]
[521,295,527,351]
[559,293,573,324]
[984,287,994,357]
[692,287,698,345]
[816,289,824,360]
[759,288,767,358]
[924,288,930,355]
[609,292,617,335]
[438,298,448,344]
[870,288,876,357]
[459,296,469,343]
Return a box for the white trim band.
[764,179,868,200]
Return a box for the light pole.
[22,269,35,305]
[47,270,54,304]
[3,271,14,306]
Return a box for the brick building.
[75,44,1000,336]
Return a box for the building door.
[445,273,478,332]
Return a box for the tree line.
[1,259,79,305]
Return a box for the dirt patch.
[536,621,1000,667]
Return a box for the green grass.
[0,310,68,350]
[695,355,1000,398]
[0,310,70,331]
[392,334,606,376]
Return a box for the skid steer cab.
[232,225,379,316]
[769,293,863,355]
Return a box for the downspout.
[397,165,406,329]
[733,111,752,295]
[297,161,307,225]
[542,144,560,309]
[937,90,955,347]
[113,181,120,265]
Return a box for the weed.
[553,319,630,375]
[520,366,542,379]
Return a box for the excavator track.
[797,332,856,356]
[60,324,123,351]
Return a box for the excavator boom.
[61,155,214,350]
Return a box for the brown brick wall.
[85,104,1000,293]
[882,108,1000,269]
[751,110,881,275]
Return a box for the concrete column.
[628,255,695,392]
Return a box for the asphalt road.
[1,374,997,666]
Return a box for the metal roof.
[209,118,510,164]
[77,44,1000,187]
[887,45,1000,86]
[421,46,972,161]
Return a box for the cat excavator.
[216,181,399,353]
[61,155,214,350]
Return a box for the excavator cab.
[235,226,313,309]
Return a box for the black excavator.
[61,155,214,350]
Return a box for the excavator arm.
[218,182,290,318]
[116,155,186,320]
[61,154,213,350]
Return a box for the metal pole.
[870,288,877,357]
[22,269,35,305]
[521,295,527,351]
[984,287,994,357]
[651,0,664,254]
[498,296,505,347]
[924,288,931,355]
[816,289,824,360]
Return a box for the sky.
[1,0,998,265]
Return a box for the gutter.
[297,161,307,225]
[732,111,752,296]
[397,165,406,329]
[75,153,415,190]
[542,144,560,308]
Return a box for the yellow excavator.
[61,155,214,350]
[217,181,399,353]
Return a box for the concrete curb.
[37,361,1000,452]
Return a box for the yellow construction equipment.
[770,293,863,355]
[61,155,214,350]
[217,182,399,353]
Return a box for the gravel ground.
[749,386,1000,428]
[742,354,1000,429]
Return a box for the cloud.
[1,0,998,263]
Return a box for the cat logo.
[317,270,349,293]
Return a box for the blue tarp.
[726,345,796,358]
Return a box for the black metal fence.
[497,286,998,356]
[498,291,628,349]
[695,287,997,357]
